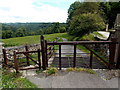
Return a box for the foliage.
[45,67,58,75]
[100,2,120,28]
[2,23,67,39]
[67,2,105,38]
[2,30,14,39]
[1,69,37,88]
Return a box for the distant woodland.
[2,23,66,39]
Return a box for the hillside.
[3,33,67,47]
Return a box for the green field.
[2,32,100,47]
[2,33,69,47]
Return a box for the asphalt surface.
[26,71,119,88]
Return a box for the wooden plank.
[84,45,110,67]
[19,66,39,70]
[16,50,38,54]
[90,51,93,68]
[23,53,39,65]
[38,49,41,70]
[59,45,61,70]
[73,45,76,68]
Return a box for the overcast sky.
[0,0,80,23]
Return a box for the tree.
[68,14,105,37]
[67,1,81,22]
[15,27,26,37]
[67,2,105,37]
[100,2,120,28]
[51,22,60,33]
[2,30,14,39]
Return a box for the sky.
[0,0,80,23]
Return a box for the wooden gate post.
[116,44,120,68]
[14,51,19,73]
[40,35,46,70]
[2,49,8,66]
[25,45,30,66]
[109,38,117,68]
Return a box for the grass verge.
[66,68,96,74]
[1,68,37,88]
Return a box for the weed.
[46,67,58,75]
[66,68,96,74]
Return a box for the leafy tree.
[51,22,60,33]
[67,2,105,37]
[67,1,81,22]
[15,27,26,37]
[100,2,120,28]
[2,30,14,39]
[59,26,66,33]
[68,14,105,37]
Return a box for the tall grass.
[1,69,37,88]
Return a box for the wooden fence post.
[14,51,19,73]
[90,51,93,68]
[2,49,8,66]
[38,49,41,70]
[109,38,117,68]
[73,44,76,68]
[25,45,30,66]
[40,35,46,70]
[59,45,61,70]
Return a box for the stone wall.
[2,43,41,64]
